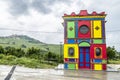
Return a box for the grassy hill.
[0,35,62,54]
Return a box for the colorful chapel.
[63,10,107,70]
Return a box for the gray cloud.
[31,0,72,14]
[7,0,72,16]
[8,0,29,16]
[31,0,52,14]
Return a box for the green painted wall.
[67,21,75,38]
[68,64,75,69]
[102,60,107,63]
[79,42,90,47]
[93,39,103,44]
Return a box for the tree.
[0,46,4,54]
[4,46,15,55]
[21,44,26,48]
[26,47,41,59]
[107,46,117,60]
[15,48,25,57]
[4,46,25,57]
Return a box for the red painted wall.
[102,64,107,70]
[90,44,107,59]
[78,20,91,38]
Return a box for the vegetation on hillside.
[0,35,61,55]
[0,46,63,68]
[0,35,120,68]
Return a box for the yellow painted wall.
[94,64,102,70]
[93,20,102,38]
[91,21,93,38]
[64,44,78,58]
[76,64,78,70]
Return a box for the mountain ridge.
[0,34,44,44]
[0,35,61,54]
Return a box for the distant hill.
[0,35,44,44]
[0,35,61,54]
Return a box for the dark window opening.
[96,48,101,56]
[68,47,74,56]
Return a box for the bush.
[0,46,62,68]
[108,60,120,64]
[0,54,5,59]
[5,55,16,61]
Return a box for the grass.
[108,59,120,64]
[0,54,57,68]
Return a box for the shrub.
[5,55,16,61]
[0,54,5,59]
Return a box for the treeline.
[107,46,120,60]
[0,45,120,67]
[0,46,63,64]
[0,45,120,61]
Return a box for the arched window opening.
[68,47,74,56]
[96,48,101,56]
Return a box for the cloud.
[7,0,72,16]
[0,0,120,51]
[8,0,29,16]
[31,0,52,14]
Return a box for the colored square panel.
[69,58,75,62]
[94,59,102,63]
[93,20,102,38]
[102,60,107,63]
[67,21,75,38]
[102,64,107,70]
[94,64,102,70]
[64,44,78,58]
[68,64,76,69]
[93,39,103,44]
[68,39,75,43]
[90,44,107,59]
[78,20,91,38]
[64,58,68,62]
[64,63,68,69]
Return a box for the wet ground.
[0,65,120,80]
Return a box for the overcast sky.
[0,0,120,51]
